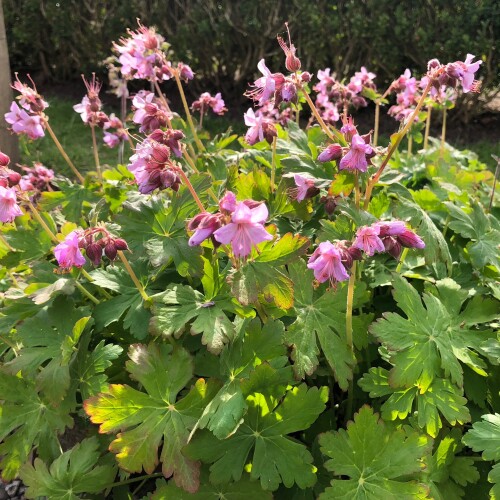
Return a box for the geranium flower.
[213,201,273,258]
[54,230,86,269]
[0,186,23,223]
[353,225,385,256]
[339,134,374,172]
[307,241,349,284]
[5,101,45,139]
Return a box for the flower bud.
[7,171,21,186]
[321,195,338,215]
[104,242,118,261]
[286,53,301,72]
[151,143,171,164]
[301,72,312,83]
[317,144,343,163]
[113,238,129,251]
[383,236,402,259]
[280,82,298,103]
[262,122,277,144]
[0,152,10,167]
[86,243,103,266]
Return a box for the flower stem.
[423,105,432,149]
[354,172,360,209]
[363,80,432,209]
[396,247,409,273]
[27,200,58,243]
[345,261,357,422]
[103,472,164,490]
[440,107,447,156]
[74,281,100,304]
[407,135,412,158]
[91,124,102,183]
[173,71,205,152]
[373,101,380,146]
[271,136,277,193]
[299,84,345,144]
[117,250,150,303]
[176,168,205,212]
[488,156,500,212]
[79,268,112,299]
[44,120,85,183]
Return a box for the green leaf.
[463,414,500,462]
[5,296,92,403]
[319,406,431,499]
[230,262,294,309]
[84,343,218,493]
[192,318,288,439]
[151,472,273,499]
[422,429,479,500]
[0,372,73,480]
[371,276,493,390]
[150,284,239,353]
[254,232,310,266]
[72,339,123,399]
[91,266,151,339]
[20,437,116,500]
[463,414,500,498]
[391,185,452,270]
[284,261,372,389]
[359,368,470,437]
[186,384,328,491]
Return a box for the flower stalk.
[44,120,85,183]
[90,124,103,182]
[117,250,150,303]
[423,105,432,149]
[271,136,277,192]
[173,71,205,152]
[440,107,447,156]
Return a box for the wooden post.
[0,0,19,164]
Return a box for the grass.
[20,96,499,175]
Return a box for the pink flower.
[243,108,265,145]
[191,92,227,115]
[187,212,222,246]
[339,134,373,172]
[353,225,385,256]
[213,201,273,258]
[0,186,23,223]
[293,174,318,201]
[317,144,343,163]
[398,229,425,249]
[54,230,86,269]
[5,101,45,140]
[219,191,237,213]
[446,54,482,93]
[12,76,48,114]
[73,96,91,123]
[132,91,170,133]
[307,241,349,284]
[245,59,284,106]
[178,62,195,81]
[104,131,125,148]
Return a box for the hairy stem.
[299,84,345,144]
[373,102,380,146]
[173,71,205,152]
[91,124,102,183]
[44,120,85,183]
[396,247,409,273]
[74,281,100,304]
[176,167,205,212]
[117,250,150,302]
[153,80,173,129]
[440,107,447,156]
[423,105,432,149]
[271,135,277,192]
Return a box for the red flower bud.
[113,238,129,251]
[86,243,103,266]
[0,152,10,167]
[104,242,118,261]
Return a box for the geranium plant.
[0,20,498,500]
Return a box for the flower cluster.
[318,126,375,173]
[54,227,129,271]
[132,91,172,133]
[19,163,54,193]
[191,92,227,116]
[243,108,277,145]
[74,75,103,124]
[127,130,184,194]
[427,54,482,94]
[113,22,171,81]
[353,221,425,258]
[103,114,128,148]
[314,66,376,124]
[0,152,23,223]
[188,191,273,258]
[5,77,48,140]
[307,221,424,286]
